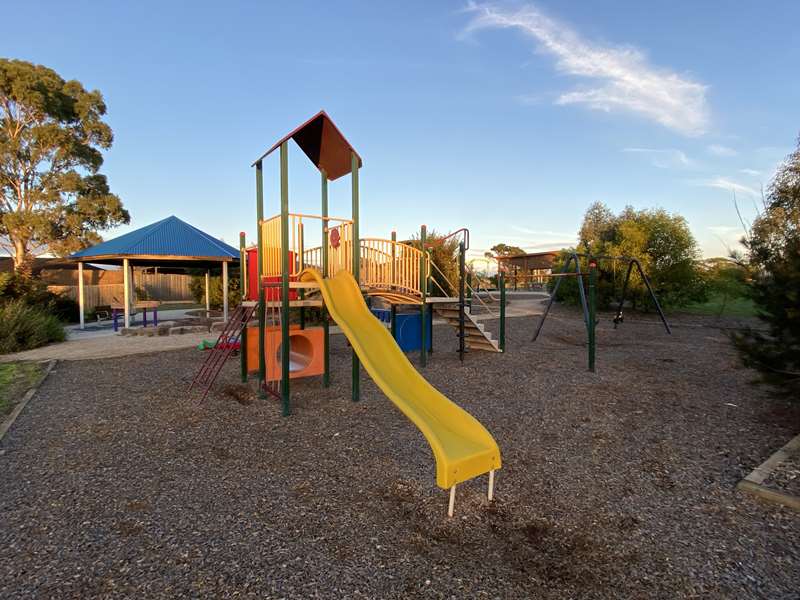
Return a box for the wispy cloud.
[622,147,692,169]
[707,144,738,157]
[462,2,710,136]
[739,168,761,177]
[699,177,759,197]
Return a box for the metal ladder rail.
[189,303,256,402]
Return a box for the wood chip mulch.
[1,306,798,599]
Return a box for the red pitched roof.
[253,111,362,181]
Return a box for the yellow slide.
[300,268,501,490]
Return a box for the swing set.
[531,253,671,371]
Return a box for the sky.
[3,0,799,263]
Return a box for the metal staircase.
[433,304,501,353]
[189,303,257,402]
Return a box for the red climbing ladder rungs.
[189,303,256,402]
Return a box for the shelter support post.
[222,261,229,322]
[123,258,131,329]
[205,270,210,315]
[78,261,85,329]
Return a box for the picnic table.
[111,300,161,332]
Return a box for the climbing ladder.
[433,303,501,353]
[189,302,257,402]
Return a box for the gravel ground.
[1,307,799,599]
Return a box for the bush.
[550,203,706,310]
[0,300,65,354]
[189,274,241,309]
[733,135,800,400]
[0,271,79,322]
[406,230,461,297]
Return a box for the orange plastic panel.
[246,326,324,381]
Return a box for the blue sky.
[4,1,799,262]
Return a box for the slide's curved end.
[300,268,501,489]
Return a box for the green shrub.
[0,271,79,322]
[0,300,66,354]
[189,274,241,309]
[550,203,707,310]
[733,136,800,400]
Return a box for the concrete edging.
[737,432,800,511]
[0,359,57,444]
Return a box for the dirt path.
[0,331,211,362]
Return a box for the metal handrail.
[429,260,498,318]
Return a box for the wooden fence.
[48,272,195,309]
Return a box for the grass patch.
[0,362,44,417]
[680,292,757,318]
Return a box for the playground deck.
[1,310,798,598]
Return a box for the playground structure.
[198,111,502,516]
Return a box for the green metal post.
[420,225,427,367]
[255,161,266,397]
[588,258,597,373]
[499,270,506,352]
[391,230,396,288]
[458,241,465,362]
[427,250,433,355]
[298,222,305,330]
[321,170,330,387]
[280,142,291,415]
[390,230,397,339]
[239,231,248,382]
[351,152,360,402]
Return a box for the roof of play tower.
[253,110,363,181]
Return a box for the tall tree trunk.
[12,236,32,275]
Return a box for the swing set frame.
[531,253,671,370]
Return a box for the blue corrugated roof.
[70,216,239,260]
